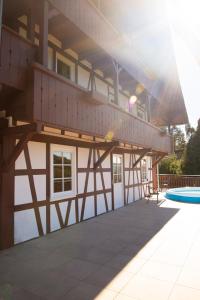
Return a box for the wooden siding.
[0,26,36,90]
[29,63,172,153]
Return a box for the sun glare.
[166,0,200,33]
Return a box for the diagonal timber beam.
[0,123,41,173]
[152,153,166,167]
[132,148,151,169]
[0,132,34,173]
[94,143,118,170]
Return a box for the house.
[0,0,188,249]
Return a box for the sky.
[167,0,200,129]
[172,32,200,129]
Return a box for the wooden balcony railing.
[0,26,36,90]
[159,174,200,189]
[0,26,172,153]
[21,63,172,153]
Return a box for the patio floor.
[1,197,200,300]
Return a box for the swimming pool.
[165,187,200,204]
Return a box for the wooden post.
[27,1,35,43]
[0,0,3,43]
[38,0,49,67]
[0,135,15,249]
[152,156,158,192]
[113,60,120,105]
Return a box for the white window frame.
[50,144,76,200]
[141,158,148,183]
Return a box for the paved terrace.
[1,198,200,300]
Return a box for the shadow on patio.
[0,199,180,300]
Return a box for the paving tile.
[104,254,134,271]
[115,294,138,300]
[139,260,181,283]
[177,267,200,290]
[0,284,44,300]
[60,282,102,300]
[169,284,200,300]
[120,274,174,300]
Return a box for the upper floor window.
[51,145,76,199]
[57,59,71,80]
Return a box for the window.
[57,59,71,80]
[141,158,148,182]
[113,155,123,184]
[51,145,76,199]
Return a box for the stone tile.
[177,267,200,290]
[60,282,102,300]
[48,258,101,281]
[120,274,174,300]
[84,266,117,288]
[122,257,147,275]
[115,294,138,300]
[139,260,181,283]
[106,271,133,292]
[104,254,133,271]
[0,284,44,300]
[94,289,117,299]
[169,285,200,300]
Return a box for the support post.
[0,0,3,42]
[38,0,49,67]
[112,60,122,105]
[0,135,15,249]
[27,1,35,43]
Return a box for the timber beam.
[152,153,166,167]
[94,144,117,170]
[132,148,151,169]
[94,141,119,149]
[0,123,41,173]
[0,123,42,136]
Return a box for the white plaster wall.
[97,194,107,215]
[78,148,93,168]
[15,150,26,169]
[34,175,46,201]
[14,209,39,244]
[15,176,32,205]
[28,142,46,169]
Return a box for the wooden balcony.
[19,63,171,153]
[0,26,36,91]
[0,26,172,153]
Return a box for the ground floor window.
[141,158,148,182]
[113,155,123,183]
[51,145,76,199]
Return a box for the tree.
[159,126,186,175]
[183,119,200,175]
[159,154,183,175]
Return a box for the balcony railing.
[0,26,172,153]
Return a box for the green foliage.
[159,126,186,175]
[183,119,200,175]
[159,155,183,175]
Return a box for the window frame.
[141,158,148,183]
[50,144,76,200]
[56,57,71,80]
[113,154,123,184]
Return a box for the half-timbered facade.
[0,0,188,249]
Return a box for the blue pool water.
[165,187,200,204]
